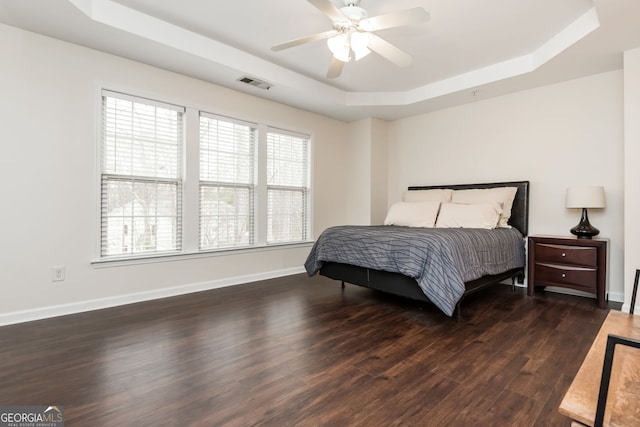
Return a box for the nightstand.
[527,236,608,308]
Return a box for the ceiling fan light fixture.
[328,30,371,63]
[350,31,370,50]
[327,33,351,62]
[350,31,371,60]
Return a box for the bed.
[305,181,529,317]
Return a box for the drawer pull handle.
[562,253,566,257]
[562,274,566,278]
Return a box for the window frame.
[198,112,258,251]
[265,127,312,245]
[99,90,185,259]
[94,88,313,264]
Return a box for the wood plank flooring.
[0,274,619,426]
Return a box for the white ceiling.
[1,0,639,121]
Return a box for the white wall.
[624,48,640,313]
[345,117,389,225]
[345,119,372,225]
[370,118,389,225]
[387,71,625,301]
[0,24,351,324]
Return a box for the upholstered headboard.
[407,181,530,236]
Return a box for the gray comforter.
[304,226,526,316]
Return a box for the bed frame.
[319,181,530,317]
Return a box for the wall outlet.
[52,266,65,282]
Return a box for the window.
[100,91,183,257]
[267,129,310,244]
[199,114,256,250]
[98,90,311,261]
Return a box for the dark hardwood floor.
[0,274,619,426]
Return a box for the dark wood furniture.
[527,236,608,308]
[319,181,530,316]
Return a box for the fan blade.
[271,29,339,51]
[307,0,346,22]
[326,56,345,79]
[367,34,413,67]
[359,7,430,32]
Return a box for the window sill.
[91,241,315,268]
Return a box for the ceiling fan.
[271,0,430,79]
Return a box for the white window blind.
[266,128,310,244]
[100,91,183,257]
[199,113,256,250]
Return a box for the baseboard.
[607,292,625,303]
[0,267,306,327]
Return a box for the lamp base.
[570,208,599,239]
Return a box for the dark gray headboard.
[408,181,530,236]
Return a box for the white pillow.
[384,201,441,228]
[403,189,453,203]
[435,203,502,229]
[451,187,517,228]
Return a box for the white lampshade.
[566,186,606,209]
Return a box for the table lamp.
[566,186,605,239]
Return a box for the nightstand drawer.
[535,263,597,290]
[534,243,598,267]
